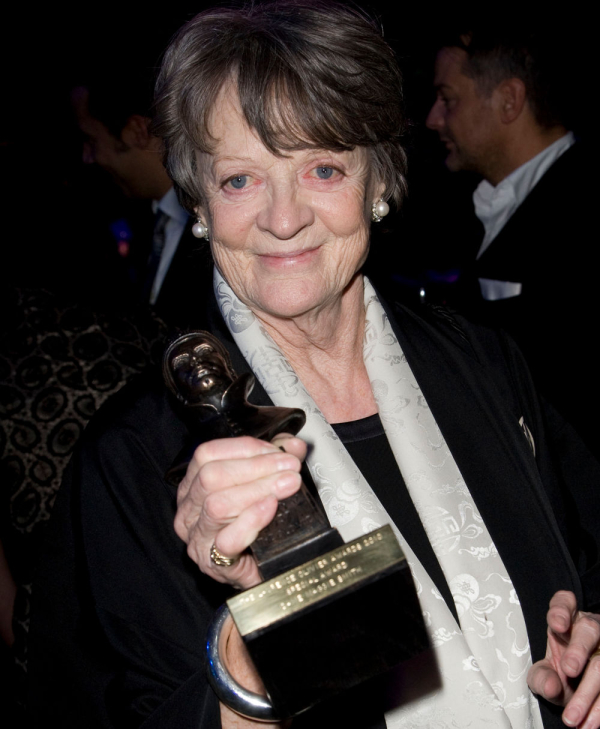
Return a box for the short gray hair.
[153,0,408,214]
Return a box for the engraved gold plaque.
[228,524,404,637]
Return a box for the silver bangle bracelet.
[206,603,281,722]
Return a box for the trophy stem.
[251,483,344,580]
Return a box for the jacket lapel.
[384,301,581,663]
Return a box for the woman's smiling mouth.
[258,246,321,269]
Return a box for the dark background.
[0,2,592,306]
[0,3,593,722]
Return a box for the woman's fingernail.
[276,473,299,492]
[564,657,579,675]
[556,616,568,630]
[274,454,297,471]
[562,705,580,726]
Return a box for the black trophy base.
[227,525,428,718]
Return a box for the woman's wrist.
[222,615,266,695]
[219,615,292,727]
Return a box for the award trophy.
[164,332,428,720]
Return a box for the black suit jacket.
[462,142,597,453]
[152,224,214,329]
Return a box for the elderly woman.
[28,3,600,729]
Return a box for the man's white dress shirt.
[473,132,575,301]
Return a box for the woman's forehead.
[206,89,261,157]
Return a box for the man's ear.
[497,78,527,124]
[120,115,153,149]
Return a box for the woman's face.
[197,88,381,322]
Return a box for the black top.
[333,415,457,622]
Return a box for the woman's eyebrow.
[214,155,256,164]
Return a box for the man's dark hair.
[83,60,157,139]
[74,28,172,139]
[152,0,408,214]
[446,23,570,130]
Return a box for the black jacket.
[27,293,600,728]
[465,142,598,456]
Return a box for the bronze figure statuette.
[164,331,428,720]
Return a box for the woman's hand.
[174,434,307,590]
[527,590,600,728]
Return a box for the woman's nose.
[256,184,314,240]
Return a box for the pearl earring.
[192,217,210,240]
[371,198,390,223]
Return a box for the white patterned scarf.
[215,270,543,729]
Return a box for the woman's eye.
[315,166,334,179]
[228,175,248,189]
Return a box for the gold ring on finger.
[210,544,238,567]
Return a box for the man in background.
[72,60,211,325]
[426,24,595,454]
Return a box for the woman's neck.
[256,275,378,423]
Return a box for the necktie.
[143,210,169,304]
